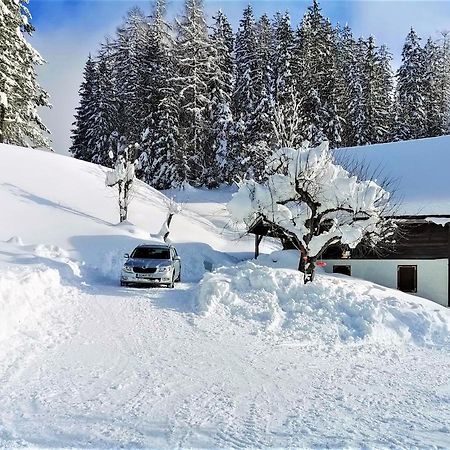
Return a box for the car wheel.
[175,270,181,283]
[168,275,175,288]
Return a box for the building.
[250,136,450,307]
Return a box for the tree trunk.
[298,252,306,272]
[303,256,317,284]
[118,182,127,222]
[0,105,5,144]
[163,213,174,242]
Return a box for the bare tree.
[155,198,182,243]
[105,142,139,222]
[228,141,398,283]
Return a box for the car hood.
[125,258,172,268]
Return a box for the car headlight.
[123,265,133,273]
[157,266,171,272]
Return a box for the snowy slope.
[336,135,450,216]
[1,145,450,448]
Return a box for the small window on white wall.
[333,265,351,276]
[397,265,417,293]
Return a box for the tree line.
[70,0,450,189]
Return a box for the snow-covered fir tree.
[395,28,427,141]
[233,6,259,147]
[422,36,449,137]
[335,26,364,147]
[137,0,181,189]
[70,55,97,161]
[112,8,148,145]
[358,37,394,145]
[294,0,342,147]
[88,56,119,167]
[272,12,295,107]
[206,11,235,185]
[0,0,50,147]
[173,0,212,186]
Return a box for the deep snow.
[1,144,450,448]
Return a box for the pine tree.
[272,12,295,107]
[113,8,148,144]
[376,44,395,142]
[70,55,97,161]
[138,0,181,189]
[174,0,212,185]
[395,28,426,141]
[335,26,364,147]
[233,6,259,143]
[294,0,342,147]
[423,37,447,137]
[0,0,50,147]
[206,10,234,185]
[358,37,394,144]
[88,56,119,166]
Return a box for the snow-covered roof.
[336,135,450,216]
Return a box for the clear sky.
[28,0,450,154]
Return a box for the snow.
[336,135,450,216]
[426,216,450,226]
[1,144,450,448]
[198,259,450,348]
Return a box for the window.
[333,265,351,276]
[397,265,417,293]
[131,247,170,259]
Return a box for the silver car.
[120,244,181,288]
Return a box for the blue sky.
[28,0,450,154]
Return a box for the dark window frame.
[397,265,417,293]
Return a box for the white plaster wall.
[323,259,449,307]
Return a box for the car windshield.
[131,247,170,259]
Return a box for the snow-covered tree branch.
[227,141,397,283]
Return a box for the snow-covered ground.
[1,144,450,448]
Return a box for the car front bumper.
[121,271,173,284]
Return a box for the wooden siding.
[322,223,450,260]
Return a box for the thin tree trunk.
[0,105,5,144]
[119,182,127,222]
[163,213,174,242]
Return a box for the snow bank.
[197,261,450,348]
[0,239,79,355]
[0,265,72,355]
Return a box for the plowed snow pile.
[198,261,450,347]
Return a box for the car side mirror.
[173,255,181,261]
[124,253,129,259]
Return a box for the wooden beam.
[255,234,263,259]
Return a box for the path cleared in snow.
[0,145,450,448]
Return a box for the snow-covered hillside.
[1,145,450,448]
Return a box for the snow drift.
[197,259,450,348]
